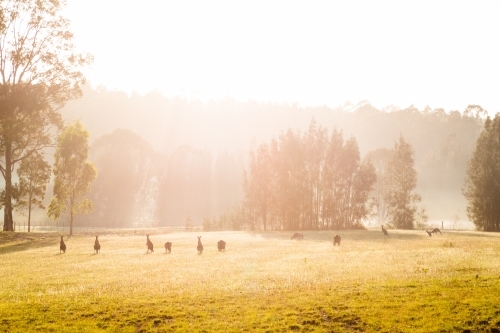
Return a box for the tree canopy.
[463,114,500,231]
[243,120,376,230]
[47,121,97,235]
[383,135,421,229]
[15,151,51,232]
[0,0,91,231]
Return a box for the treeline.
[62,87,487,224]
[463,114,500,231]
[242,120,375,230]
[80,129,244,228]
[9,86,488,230]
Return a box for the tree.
[47,121,97,235]
[0,0,92,231]
[463,115,500,231]
[15,151,51,232]
[243,142,273,230]
[157,146,213,227]
[383,135,421,229]
[322,130,376,229]
[364,148,393,226]
[86,129,157,228]
[241,122,375,231]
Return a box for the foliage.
[62,88,486,225]
[383,135,421,229]
[157,146,213,227]
[15,151,51,231]
[364,148,393,225]
[414,207,429,230]
[243,142,273,230]
[463,114,500,231]
[185,217,194,231]
[243,120,376,230]
[47,121,97,235]
[0,0,92,231]
[85,129,158,228]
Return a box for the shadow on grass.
[249,229,424,243]
[438,230,500,238]
[0,237,59,255]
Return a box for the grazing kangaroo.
[381,225,389,236]
[164,242,172,253]
[430,228,442,235]
[197,236,203,254]
[94,235,101,254]
[333,234,341,246]
[217,240,226,252]
[60,236,66,253]
[291,232,303,240]
[146,234,154,253]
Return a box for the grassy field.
[1,229,500,332]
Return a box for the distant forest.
[53,85,486,230]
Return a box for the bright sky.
[66,0,500,113]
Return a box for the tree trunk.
[28,195,32,232]
[70,193,74,235]
[3,143,14,231]
[70,210,73,235]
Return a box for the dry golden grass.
[1,229,500,332]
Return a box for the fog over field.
[58,88,481,230]
[4,0,500,231]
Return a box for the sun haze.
[66,0,500,112]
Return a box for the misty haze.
[1,1,500,332]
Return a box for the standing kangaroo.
[94,235,101,254]
[164,242,172,254]
[197,236,203,254]
[60,236,66,253]
[381,225,389,236]
[146,234,154,253]
[217,240,226,252]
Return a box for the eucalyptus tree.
[0,0,92,231]
[15,151,51,231]
[364,148,393,225]
[87,129,158,228]
[243,142,273,231]
[322,130,376,229]
[383,135,421,229]
[47,121,97,235]
[303,119,328,229]
[463,115,500,231]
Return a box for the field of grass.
[1,228,500,332]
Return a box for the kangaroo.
[381,225,389,236]
[60,236,66,253]
[333,234,341,246]
[146,234,154,253]
[197,236,203,254]
[430,228,442,235]
[94,235,101,253]
[217,240,226,252]
[291,232,303,240]
[164,242,172,253]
